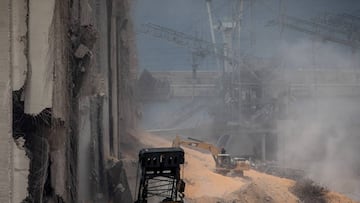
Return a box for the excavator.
[172,135,250,176]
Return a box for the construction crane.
[138,22,280,128]
[137,23,259,81]
[138,23,232,68]
[268,15,360,50]
[205,0,221,71]
[312,12,360,37]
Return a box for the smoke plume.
[275,40,360,200]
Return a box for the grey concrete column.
[12,144,29,203]
[78,97,91,202]
[25,0,55,114]
[11,0,27,91]
[12,1,30,201]
[262,134,266,161]
[0,0,13,202]
[110,11,119,157]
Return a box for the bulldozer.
[172,135,250,176]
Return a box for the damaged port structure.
[0,0,137,202]
[136,0,360,200]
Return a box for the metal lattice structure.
[138,23,259,80]
[269,14,360,49]
[135,147,185,203]
[313,12,360,37]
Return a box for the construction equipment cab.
[172,135,250,176]
[135,147,186,203]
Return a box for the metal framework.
[138,23,259,80]
[269,15,360,49]
[139,23,231,62]
[135,147,185,203]
[313,12,360,36]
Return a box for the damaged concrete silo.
[0,0,138,202]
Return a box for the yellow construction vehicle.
[172,135,250,176]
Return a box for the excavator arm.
[172,135,250,177]
[172,135,222,165]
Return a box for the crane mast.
[205,0,222,72]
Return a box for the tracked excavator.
[135,147,186,203]
[172,135,250,176]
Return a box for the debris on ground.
[291,178,328,203]
[123,131,359,203]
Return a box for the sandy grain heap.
[133,132,358,203]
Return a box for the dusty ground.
[122,131,358,203]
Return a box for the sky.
[133,0,360,71]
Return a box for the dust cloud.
[275,40,360,200]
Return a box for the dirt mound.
[125,132,359,203]
[238,170,298,203]
[236,183,275,203]
[186,179,295,203]
[182,147,246,198]
[133,132,297,202]
[325,192,359,203]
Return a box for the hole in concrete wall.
[13,90,52,141]
[13,89,54,202]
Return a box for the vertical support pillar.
[12,143,29,203]
[11,0,28,91]
[25,0,55,114]
[262,134,266,161]
[0,1,13,202]
[12,1,30,199]
[96,0,110,160]
[11,1,30,197]
[205,0,221,72]
[110,4,119,157]
[78,97,91,202]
